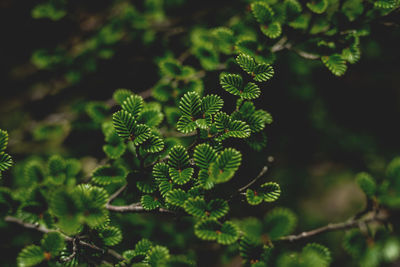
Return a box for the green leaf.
[307,0,328,14]
[86,102,109,123]
[137,178,157,194]
[211,27,235,54]
[260,22,282,39]
[169,167,194,185]
[284,0,303,21]
[214,112,251,140]
[0,153,13,172]
[165,189,188,207]
[342,0,364,21]
[177,115,198,134]
[321,54,347,76]
[374,0,398,9]
[179,91,202,118]
[41,232,65,256]
[302,243,332,266]
[141,135,165,153]
[146,245,170,266]
[260,182,281,202]
[239,237,271,264]
[246,189,264,205]
[113,110,136,140]
[76,185,109,228]
[356,172,376,197]
[47,155,65,184]
[215,148,242,172]
[208,148,242,184]
[194,144,217,169]
[121,95,144,118]
[17,245,45,267]
[251,2,274,25]
[387,157,400,181]
[342,44,361,64]
[264,208,297,240]
[134,238,154,254]
[137,109,164,128]
[168,145,190,170]
[113,89,133,105]
[236,54,274,82]
[197,169,215,190]
[141,195,161,211]
[201,94,224,116]
[160,58,184,77]
[92,165,128,185]
[184,197,229,219]
[343,230,367,257]
[99,226,123,246]
[193,46,220,71]
[195,219,239,245]
[220,74,260,99]
[0,129,8,152]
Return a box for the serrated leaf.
[0,129,8,152]
[92,165,128,185]
[260,22,282,39]
[201,94,224,116]
[169,167,194,185]
[113,89,133,105]
[246,189,264,205]
[177,115,198,134]
[141,195,161,211]
[0,153,13,172]
[17,245,45,267]
[356,172,376,198]
[113,110,136,140]
[99,226,123,246]
[321,54,347,76]
[264,208,297,240]
[343,230,367,257]
[121,95,144,118]
[168,145,190,170]
[251,2,274,25]
[179,91,202,118]
[197,169,215,190]
[260,182,281,202]
[194,144,217,169]
[302,243,331,266]
[160,59,184,77]
[41,232,65,256]
[194,219,239,245]
[137,109,164,128]
[307,0,328,14]
[165,189,188,207]
[141,135,165,153]
[220,74,260,99]
[146,245,170,266]
[184,197,229,219]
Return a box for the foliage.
[1,0,400,266]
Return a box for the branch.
[238,166,269,193]
[107,184,128,205]
[106,202,174,214]
[278,211,386,242]
[4,216,124,261]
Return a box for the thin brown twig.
[4,216,125,261]
[278,212,385,242]
[107,184,128,205]
[238,166,269,193]
[106,202,174,214]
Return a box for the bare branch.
[107,184,128,205]
[238,166,269,193]
[106,202,174,214]
[278,211,386,242]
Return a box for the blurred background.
[0,0,399,266]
